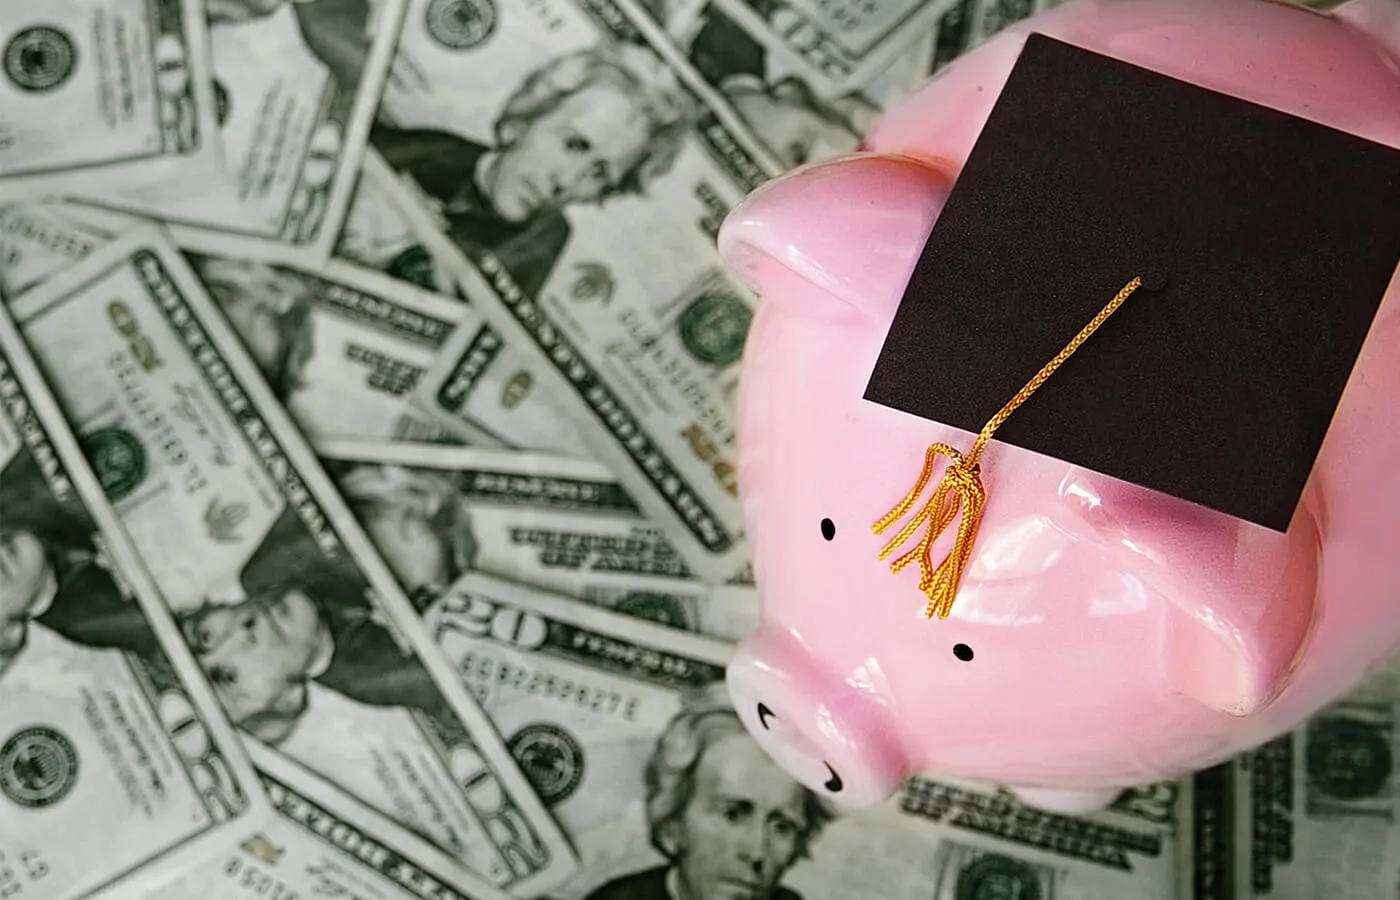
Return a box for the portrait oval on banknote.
[3,26,78,94]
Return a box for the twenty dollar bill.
[0,301,269,900]
[143,742,518,900]
[72,0,408,265]
[320,437,758,641]
[373,0,770,581]
[181,248,468,447]
[8,227,581,897]
[0,0,222,201]
[338,151,591,454]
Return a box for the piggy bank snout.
[726,630,908,809]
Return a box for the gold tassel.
[873,276,1147,619]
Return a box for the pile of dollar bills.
[0,0,1387,898]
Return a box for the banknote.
[0,204,104,297]
[0,301,270,899]
[641,0,1077,170]
[697,0,952,100]
[334,153,594,453]
[1241,653,1400,899]
[336,150,462,297]
[143,741,516,900]
[1175,764,1239,900]
[852,35,935,112]
[0,0,221,202]
[923,0,1070,77]
[176,247,467,447]
[895,776,1183,900]
[1,196,482,459]
[7,227,580,897]
[638,0,886,169]
[371,0,772,583]
[1197,729,1369,900]
[421,570,1182,900]
[317,438,759,641]
[69,0,409,266]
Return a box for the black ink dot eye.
[953,643,974,662]
[820,518,835,541]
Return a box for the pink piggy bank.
[719,0,1400,815]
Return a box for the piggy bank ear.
[718,153,953,324]
[1336,0,1400,59]
[1061,475,1320,717]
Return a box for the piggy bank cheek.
[737,310,897,585]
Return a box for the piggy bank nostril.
[748,701,845,794]
[729,637,908,807]
[822,762,843,793]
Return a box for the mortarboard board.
[862,32,1400,619]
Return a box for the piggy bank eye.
[820,518,836,541]
[953,643,974,662]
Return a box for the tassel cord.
[873,276,1145,618]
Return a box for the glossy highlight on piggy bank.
[717,0,1400,815]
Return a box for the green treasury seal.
[955,853,1044,900]
[1306,716,1392,802]
[678,292,752,368]
[424,0,497,50]
[614,591,691,630]
[4,26,77,94]
[82,426,148,502]
[507,723,584,805]
[0,726,79,809]
[387,245,438,293]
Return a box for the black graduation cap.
[864,31,1400,569]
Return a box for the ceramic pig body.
[719,0,1400,814]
